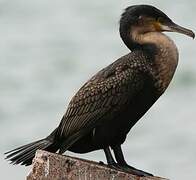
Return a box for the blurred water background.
[0,0,196,179]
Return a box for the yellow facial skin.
[153,21,162,31]
[138,16,163,32]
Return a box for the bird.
[5,5,194,177]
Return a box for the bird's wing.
[57,54,148,152]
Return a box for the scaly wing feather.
[56,53,148,153]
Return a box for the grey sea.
[1,0,196,179]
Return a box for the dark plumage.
[5,5,194,176]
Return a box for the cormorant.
[5,5,194,177]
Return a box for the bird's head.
[120,5,195,49]
[120,5,195,38]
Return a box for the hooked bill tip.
[192,32,195,39]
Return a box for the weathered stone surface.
[27,150,168,180]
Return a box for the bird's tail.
[5,129,59,166]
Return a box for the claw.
[108,163,153,177]
[99,161,104,165]
[121,166,153,176]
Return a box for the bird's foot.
[108,163,153,177]
[107,162,123,171]
[119,164,153,177]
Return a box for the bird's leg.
[112,145,153,177]
[104,147,122,170]
[104,147,116,165]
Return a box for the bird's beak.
[160,21,195,39]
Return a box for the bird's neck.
[142,32,179,92]
[121,28,179,93]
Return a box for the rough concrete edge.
[27,150,169,180]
